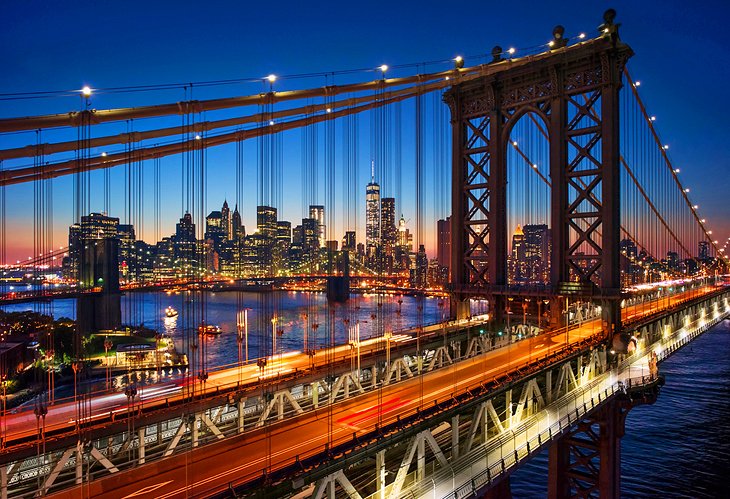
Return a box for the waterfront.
[0,290,448,369]
[511,319,730,498]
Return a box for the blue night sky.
[1,0,729,260]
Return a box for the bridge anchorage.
[0,6,727,499]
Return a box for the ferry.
[165,306,179,318]
[198,324,222,336]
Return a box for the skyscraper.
[381,198,397,248]
[366,179,380,258]
[232,204,243,241]
[276,221,292,244]
[309,205,326,248]
[221,200,231,240]
[342,231,356,252]
[523,224,550,284]
[256,206,278,240]
[301,218,319,256]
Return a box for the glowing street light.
[81,86,92,97]
[507,47,516,55]
[266,74,277,83]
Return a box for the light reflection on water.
[1,290,447,368]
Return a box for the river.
[511,319,730,498]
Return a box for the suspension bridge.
[0,9,727,499]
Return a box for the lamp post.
[565,296,570,348]
[507,297,514,341]
[271,316,277,357]
[384,329,393,372]
[237,308,250,364]
[104,337,113,390]
[0,374,6,448]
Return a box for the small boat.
[198,324,222,336]
[165,306,179,318]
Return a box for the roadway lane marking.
[121,481,173,498]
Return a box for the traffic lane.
[8,285,706,444]
[57,320,599,499]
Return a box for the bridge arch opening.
[503,109,551,290]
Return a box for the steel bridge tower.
[446,12,632,343]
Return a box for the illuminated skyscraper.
[366,176,380,258]
[381,198,397,248]
[342,231,356,252]
[231,204,243,241]
[256,206,278,240]
[221,199,232,240]
[309,205,326,248]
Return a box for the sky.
[1,0,729,261]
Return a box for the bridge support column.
[138,428,146,465]
[237,397,246,433]
[547,398,630,499]
[482,478,512,499]
[375,450,386,499]
[451,414,460,459]
[451,297,470,321]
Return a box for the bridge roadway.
[1,318,479,445]
[2,285,710,447]
[39,285,718,499]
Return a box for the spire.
[514,224,524,236]
[371,160,375,183]
[233,203,239,213]
[223,199,229,209]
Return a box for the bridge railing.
[430,295,730,499]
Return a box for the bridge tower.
[77,238,121,334]
[326,250,350,303]
[446,11,632,342]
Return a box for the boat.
[198,324,222,336]
[165,306,179,318]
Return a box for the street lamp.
[271,316,277,357]
[104,337,113,390]
[349,322,362,375]
[507,297,514,341]
[237,308,251,363]
[384,329,393,371]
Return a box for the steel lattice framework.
[445,27,632,338]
